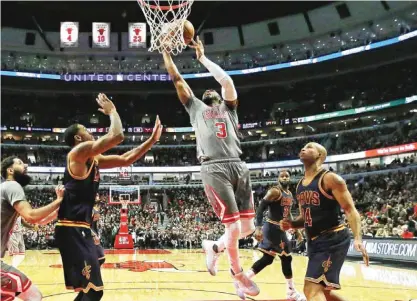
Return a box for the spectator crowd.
[16,168,417,252]
[2,118,416,168]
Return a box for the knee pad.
[240,218,255,238]
[224,220,241,250]
[262,253,275,265]
[251,253,274,274]
[279,255,293,278]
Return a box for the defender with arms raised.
[55,93,162,301]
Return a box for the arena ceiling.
[1,1,330,32]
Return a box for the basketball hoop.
[137,0,194,55]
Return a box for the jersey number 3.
[215,122,227,139]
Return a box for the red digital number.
[98,36,105,42]
[133,36,142,43]
[67,35,72,41]
[215,122,227,139]
[302,208,313,227]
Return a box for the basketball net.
[120,199,129,210]
[137,0,194,55]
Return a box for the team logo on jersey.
[322,256,332,273]
[297,190,320,206]
[82,261,92,280]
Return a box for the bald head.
[299,142,328,165]
[311,142,327,163]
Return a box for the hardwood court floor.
[4,249,417,301]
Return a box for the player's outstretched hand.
[151,115,163,143]
[189,36,204,60]
[55,185,65,201]
[254,227,263,242]
[96,93,116,115]
[354,239,369,266]
[279,219,292,231]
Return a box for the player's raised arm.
[162,51,194,105]
[323,172,369,266]
[96,116,163,169]
[190,36,238,109]
[69,93,124,162]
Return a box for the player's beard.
[279,180,289,190]
[14,170,32,187]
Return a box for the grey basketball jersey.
[184,96,242,161]
[1,181,25,257]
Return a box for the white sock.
[286,278,295,292]
[11,254,25,268]
[246,269,256,279]
[215,218,255,252]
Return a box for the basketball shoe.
[232,269,260,298]
[202,240,221,276]
[287,289,307,301]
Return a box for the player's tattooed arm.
[162,51,194,105]
[324,172,369,266]
[264,187,282,202]
[323,173,361,239]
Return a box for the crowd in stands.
[2,59,416,128]
[2,118,416,167]
[350,169,417,238]
[16,167,417,252]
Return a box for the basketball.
[183,20,194,45]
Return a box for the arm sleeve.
[5,182,26,207]
[255,199,269,227]
[198,55,237,101]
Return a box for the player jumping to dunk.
[162,37,259,299]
